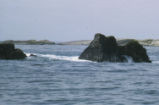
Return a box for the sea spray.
[25,53,90,62]
[25,53,135,63]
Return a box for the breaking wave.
[152,61,159,64]
[25,53,89,62]
[26,53,159,64]
[26,53,136,63]
[124,56,133,63]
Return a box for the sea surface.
[0,45,159,105]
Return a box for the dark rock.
[117,39,137,46]
[79,33,126,62]
[119,41,151,62]
[0,43,26,59]
[79,33,151,63]
[30,54,37,57]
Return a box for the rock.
[79,33,151,63]
[0,43,26,59]
[117,39,137,46]
[79,33,126,62]
[119,41,151,62]
[30,54,37,57]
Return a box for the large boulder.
[79,33,151,63]
[119,41,151,62]
[0,43,26,59]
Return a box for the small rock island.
[79,33,151,63]
[0,43,26,59]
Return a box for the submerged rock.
[30,54,37,57]
[0,43,26,59]
[79,33,151,63]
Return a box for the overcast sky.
[0,0,159,41]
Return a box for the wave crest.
[25,53,89,62]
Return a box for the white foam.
[152,61,159,64]
[25,53,31,57]
[25,53,136,63]
[40,54,90,62]
[124,56,134,63]
[25,52,90,62]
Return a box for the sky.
[0,0,159,41]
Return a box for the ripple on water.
[0,45,159,105]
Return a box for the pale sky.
[0,0,159,41]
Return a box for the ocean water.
[0,45,159,105]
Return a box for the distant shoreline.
[1,39,159,46]
[0,40,55,45]
[57,39,159,47]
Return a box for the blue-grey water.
[0,45,159,105]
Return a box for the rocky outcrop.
[119,41,151,62]
[0,43,26,59]
[117,39,137,46]
[79,33,151,63]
